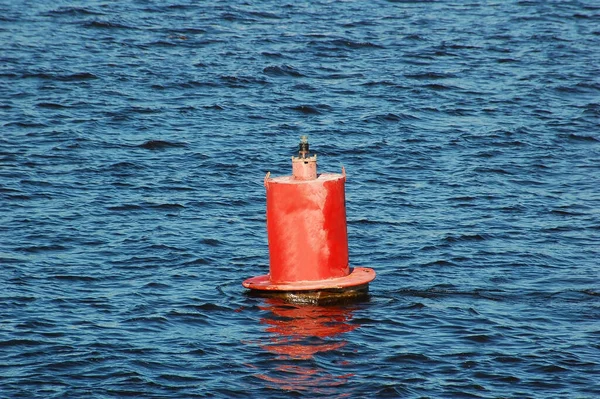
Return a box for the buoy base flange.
[242,267,375,292]
[246,284,370,306]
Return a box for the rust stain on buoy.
[243,136,375,304]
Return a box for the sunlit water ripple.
[1,0,599,398]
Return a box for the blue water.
[1,0,599,397]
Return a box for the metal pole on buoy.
[243,136,375,304]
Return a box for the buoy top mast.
[298,135,310,158]
[292,135,318,181]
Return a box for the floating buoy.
[243,136,375,304]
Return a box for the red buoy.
[243,136,375,302]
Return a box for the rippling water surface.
[1,0,599,397]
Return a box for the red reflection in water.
[253,298,360,395]
[257,364,353,394]
[259,299,358,360]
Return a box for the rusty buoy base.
[243,267,375,305]
[246,284,371,306]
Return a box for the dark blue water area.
[1,0,599,397]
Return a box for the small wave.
[107,204,144,211]
[374,386,412,397]
[497,58,519,63]
[405,72,456,80]
[448,196,476,202]
[464,334,493,343]
[395,286,505,300]
[16,320,53,329]
[177,80,220,88]
[221,12,253,22]
[61,72,98,81]
[149,203,185,210]
[442,233,489,243]
[36,102,69,109]
[52,275,97,282]
[142,282,171,289]
[220,75,269,87]
[536,364,569,373]
[127,106,162,114]
[201,238,222,247]
[554,84,592,94]
[164,311,210,325]
[0,187,22,194]
[362,112,419,124]
[494,355,523,364]
[108,161,142,170]
[582,289,599,297]
[423,83,457,91]
[287,104,330,115]
[576,82,600,92]
[46,6,105,16]
[422,259,457,267]
[325,72,364,80]
[428,48,459,57]
[563,133,598,142]
[263,64,304,77]
[107,203,184,211]
[17,244,68,253]
[138,140,187,150]
[342,20,377,28]
[0,339,46,348]
[175,27,208,34]
[20,71,96,82]
[181,258,211,265]
[203,104,224,110]
[583,102,600,115]
[473,167,513,175]
[386,353,433,363]
[0,257,26,265]
[361,80,399,87]
[158,373,204,383]
[550,208,587,217]
[349,218,402,226]
[167,185,195,192]
[125,316,170,324]
[573,13,593,19]
[330,39,384,49]
[83,20,134,29]
[20,179,54,187]
[292,83,317,91]
[249,10,282,19]
[539,225,577,233]
[146,244,185,251]
[445,43,481,51]
[261,51,284,58]
[188,303,231,311]
[148,40,178,47]
[404,33,427,40]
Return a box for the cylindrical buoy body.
[265,173,349,283]
[242,136,375,299]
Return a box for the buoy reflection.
[254,298,360,395]
[259,299,357,360]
